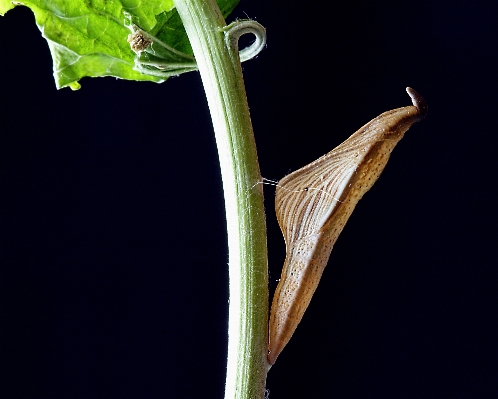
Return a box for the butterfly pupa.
[268,87,427,365]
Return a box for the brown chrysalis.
[268,87,427,365]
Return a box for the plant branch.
[172,1,269,398]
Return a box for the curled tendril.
[222,19,267,62]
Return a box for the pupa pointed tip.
[406,87,428,118]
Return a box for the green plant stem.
[172,0,269,398]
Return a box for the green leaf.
[0,0,239,89]
[0,0,15,15]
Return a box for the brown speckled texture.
[268,89,427,365]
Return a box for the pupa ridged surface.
[268,88,427,365]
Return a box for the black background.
[1,1,498,398]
